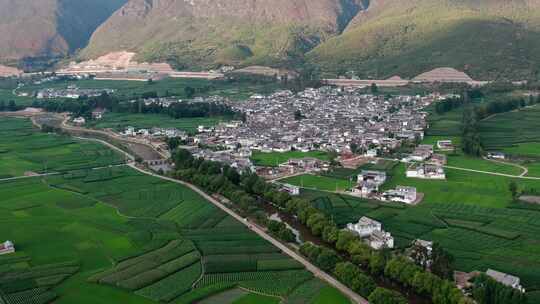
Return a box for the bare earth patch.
[0,64,22,77]
[519,195,540,205]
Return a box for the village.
[36,85,115,99]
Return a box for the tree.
[410,242,431,269]
[368,287,407,304]
[509,181,519,199]
[336,230,357,251]
[184,86,196,98]
[371,83,379,94]
[294,109,304,120]
[431,243,455,280]
[7,100,17,111]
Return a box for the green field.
[281,174,352,192]
[0,119,347,304]
[17,78,282,103]
[298,164,540,294]
[478,105,540,155]
[251,151,331,167]
[0,118,125,178]
[87,112,228,133]
[421,135,524,176]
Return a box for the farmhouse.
[410,145,434,161]
[382,186,417,204]
[488,152,506,160]
[437,140,454,151]
[353,170,387,197]
[347,216,382,237]
[0,241,15,255]
[92,108,106,120]
[357,170,387,187]
[281,183,300,196]
[486,269,525,293]
[406,163,446,179]
[73,117,86,125]
[429,154,447,166]
[410,239,433,267]
[369,230,394,250]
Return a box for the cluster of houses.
[121,126,188,139]
[455,269,526,294]
[404,144,447,180]
[127,95,228,108]
[37,85,114,99]
[186,87,449,174]
[0,240,15,255]
[346,216,394,249]
[352,170,419,204]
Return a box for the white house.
[346,216,382,238]
[357,170,387,188]
[488,152,506,160]
[369,230,394,249]
[0,241,15,255]
[437,140,454,151]
[281,183,300,196]
[73,117,86,125]
[365,149,378,157]
[406,163,446,179]
[486,269,525,293]
[382,186,417,204]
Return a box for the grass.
[87,113,228,133]
[251,151,330,167]
[281,174,352,192]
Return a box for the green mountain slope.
[0,0,126,62]
[81,0,367,69]
[308,0,540,80]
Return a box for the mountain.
[308,0,540,80]
[81,0,367,70]
[0,0,127,63]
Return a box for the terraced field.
[299,166,540,295]
[0,117,350,304]
[0,118,125,178]
[478,105,540,155]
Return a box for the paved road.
[128,163,369,304]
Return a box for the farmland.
[251,151,331,167]
[280,174,352,192]
[297,164,540,295]
[0,117,349,304]
[0,118,125,178]
[478,105,540,155]
[15,77,282,104]
[86,113,228,134]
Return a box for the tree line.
[31,92,243,122]
[0,100,22,112]
[170,149,474,304]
